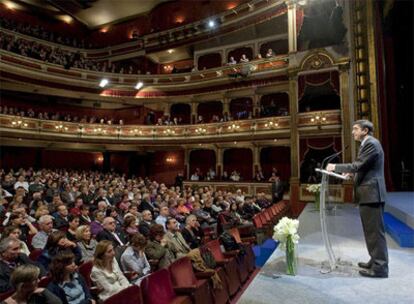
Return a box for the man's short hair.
[0,237,19,254]
[353,119,374,135]
[38,215,53,225]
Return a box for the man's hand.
[326,163,336,172]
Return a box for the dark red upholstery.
[78,261,94,288]
[103,285,142,304]
[205,240,240,296]
[141,269,192,304]
[28,249,43,262]
[169,257,213,304]
[229,228,256,273]
[38,276,52,288]
[0,290,14,301]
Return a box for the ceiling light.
[208,20,216,28]
[99,79,109,88]
[135,81,143,90]
[4,1,18,10]
[167,49,174,54]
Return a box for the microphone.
[321,145,349,170]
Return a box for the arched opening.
[189,150,216,180]
[170,103,191,124]
[197,101,223,123]
[230,97,253,120]
[223,148,252,181]
[260,93,289,117]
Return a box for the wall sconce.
[264,121,279,128]
[11,120,28,128]
[310,113,327,127]
[195,127,207,134]
[166,157,175,163]
[164,65,173,72]
[163,128,176,135]
[227,123,240,131]
[54,124,68,132]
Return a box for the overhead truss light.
[135,81,144,90]
[99,78,109,88]
[208,20,216,28]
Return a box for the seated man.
[155,206,170,231]
[96,217,127,247]
[31,215,54,250]
[0,237,46,292]
[53,205,69,230]
[164,218,191,259]
[138,210,154,238]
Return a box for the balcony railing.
[0,110,342,143]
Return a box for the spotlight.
[99,79,109,88]
[208,20,216,28]
[135,81,144,90]
[167,49,174,54]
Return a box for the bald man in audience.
[96,217,127,247]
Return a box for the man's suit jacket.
[335,136,387,204]
[96,229,127,247]
[0,254,47,292]
[164,231,191,258]
[53,214,69,230]
[138,221,153,237]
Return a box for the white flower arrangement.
[273,216,300,249]
[306,183,321,193]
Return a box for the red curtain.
[298,71,339,100]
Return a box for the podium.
[315,168,350,273]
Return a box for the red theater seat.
[205,240,241,296]
[141,268,192,304]
[103,285,143,304]
[78,261,94,288]
[169,257,213,304]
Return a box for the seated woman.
[47,251,95,304]
[120,234,151,285]
[145,224,175,269]
[66,214,80,242]
[37,231,82,270]
[91,240,131,302]
[123,215,139,239]
[76,225,97,263]
[176,198,190,216]
[3,264,61,304]
[0,225,30,255]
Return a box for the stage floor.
[238,204,414,304]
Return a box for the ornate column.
[253,145,260,178]
[216,147,223,179]
[191,103,198,124]
[288,71,302,216]
[222,98,230,117]
[164,103,171,117]
[287,1,298,53]
[184,148,190,179]
[252,94,261,117]
[339,62,354,203]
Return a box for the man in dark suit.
[327,119,388,278]
[96,217,127,247]
[138,210,154,238]
[0,237,47,292]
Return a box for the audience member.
[91,240,131,302]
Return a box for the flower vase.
[285,235,297,275]
[314,193,320,211]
